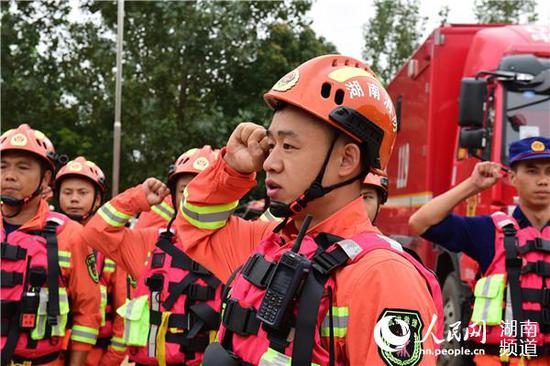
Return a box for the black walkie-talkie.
[257,215,313,329]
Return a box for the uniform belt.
[9,352,60,366]
[94,337,111,350]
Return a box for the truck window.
[503,89,550,165]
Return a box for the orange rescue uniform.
[174,154,442,365]
[85,254,128,366]
[133,196,174,230]
[1,199,102,364]
[79,186,166,293]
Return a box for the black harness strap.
[516,238,550,254]
[1,242,27,260]
[241,254,276,289]
[44,220,61,327]
[503,224,524,347]
[522,287,550,306]
[219,265,243,352]
[0,270,23,288]
[521,261,550,277]
[0,257,32,366]
[189,302,220,331]
[292,272,326,366]
[222,299,260,338]
[291,233,345,366]
[156,231,210,274]
[164,274,199,310]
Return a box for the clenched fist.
[470,162,501,190]
[224,122,270,174]
[142,178,170,206]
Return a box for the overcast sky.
[308,0,550,61]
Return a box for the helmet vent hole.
[321,83,331,98]
[344,60,350,66]
[332,59,338,67]
[334,89,345,105]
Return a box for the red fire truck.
[378,24,550,362]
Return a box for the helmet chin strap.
[1,172,46,219]
[269,131,366,219]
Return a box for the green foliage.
[438,5,450,25]
[1,0,335,199]
[474,0,538,24]
[362,0,426,84]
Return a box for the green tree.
[362,0,426,84]
[438,5,450,25]
[1,0,335,197]
[474,0,538,23]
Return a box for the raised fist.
[142,178,170,206]
[470,162,501,191]
[224,122,269,174]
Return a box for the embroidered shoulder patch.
[374,308,424,366]
[85,253,99,283]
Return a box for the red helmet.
[55,156,106,193]
[264,55,397,174]
[363,173,389,204]
[167,145,219,185]
[0,124,56,171]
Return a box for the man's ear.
[508,168,517,187]
[339,142,362,177]
[93,198,102,212]
[41,170,52,190]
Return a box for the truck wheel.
[437,274,470,366]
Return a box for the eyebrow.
[266,129,299,139]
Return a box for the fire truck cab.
[379,24,550,363]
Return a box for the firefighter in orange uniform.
[134,195,174,230]
[362,173,389,223]
[172,55,444,365]
[1,124,101,366]
[54,157,128,365]
[79,147,224,365]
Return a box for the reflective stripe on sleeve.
[97,202,132,228]
[180,188,238,230]
[58,250,71,268]
[103,259,116,273]
[110,336,127,352]
[320,306,348,338]
[151,201,175,222]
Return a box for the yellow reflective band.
[156,311,172,366]
[100,285,108,326]
[320,306,348,338]
[58,250,71,268]
[103,259,116,273]
[151,202,174,222]
[259,348,291,366]
[328,66,375,83]
[71,325,99,344]
[110,336,127,352]
[98,202,132,228]
[181,189,238,230]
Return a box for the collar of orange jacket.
[1,199,51,233]
[280,197,380,242]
